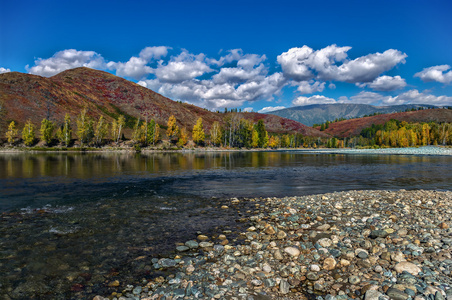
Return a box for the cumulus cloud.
[152,50,214,83]
[277,45,407,83]
[383,89,452,106]
[292,95,336,106]
[296,80,325,94]
[358,75,407,91]
[414,65,452,84]
[0,67,11,74]
[107,46,170,80]
[243,107,254,112]
[258,106,286,113]
[339,91,390,104]
[27,49,107,77]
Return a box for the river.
[1,151,451,299]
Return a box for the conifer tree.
[147,119,156,145]
[40,118,55,146]
[22,120,35,146]
[6,121,18,145]
[192,117,205,145]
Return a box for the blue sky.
[1,0,452,112]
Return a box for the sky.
[1,0,452,112]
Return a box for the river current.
[1,151,451,299]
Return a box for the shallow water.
[1,151,451,299]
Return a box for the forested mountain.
[0,67,326,138]
[269,103,437,126]
[323,108,452,138]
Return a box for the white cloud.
[358,75,407,91]
[243,107,254,112]
[328,83,336,90]
[27,49,107,77]
[296,80,325,94]
[277,45,407,83]
[152,50,214,83]
[383,89,452,106]
[108,46,170,80]
[258,106,286,113]
[0,67,11,74]
[292,95,336,106]
[414,65,452,84]
[339,91,390,104]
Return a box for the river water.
[1,151,451,299]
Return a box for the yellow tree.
[210,121,222,146]
[192,117,205,145]
[166,115,179,142]
[22,120,35,146]
[268,135,280,148]
[177,127,188,147]
[6,121,18,144]
[251,129,259,148]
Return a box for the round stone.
[284,246,300,257]
[394,262,421,275]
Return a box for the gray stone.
[280,279,290,294]
[364,290,382,300]
[369,230,389,239]
[386,288,410,300]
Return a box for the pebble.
[394,262,422,275]
[284,246,300,257]
[101,190,452,300]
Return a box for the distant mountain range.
[268,104,438,126]
[0,67,326,138]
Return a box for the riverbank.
[0,145,451,156]
[96,189,452,300]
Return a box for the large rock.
[394,261,421,275]
[284,247,300,257]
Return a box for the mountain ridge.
[0,67,327,138]
[269,103,438,126]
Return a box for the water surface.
[1,151,451,299]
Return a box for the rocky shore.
[96,189,452,300]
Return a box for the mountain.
[0,67,327,138]
[268,103,438,126]
[323,108,452,138]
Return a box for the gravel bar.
[95,189,452,300]
[291,146,452,156]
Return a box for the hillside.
[269,103,437,126]
[323,109,452,138]
[0,67,327,138]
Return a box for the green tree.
[40,119,55,146]
[76,108,94,147]
[57,114,72,146]
[251,129,259,148]
[132,118,141,144]
[22,119,35,146]
[192,117,205,145]
[6,121,18,144]
[256,119,267,148]
[210,121,222,146]
[111,115,125,143]
[147,119,156,145]
[94,116,108,146]
[0,99,7,137]
[166,115,179,141]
